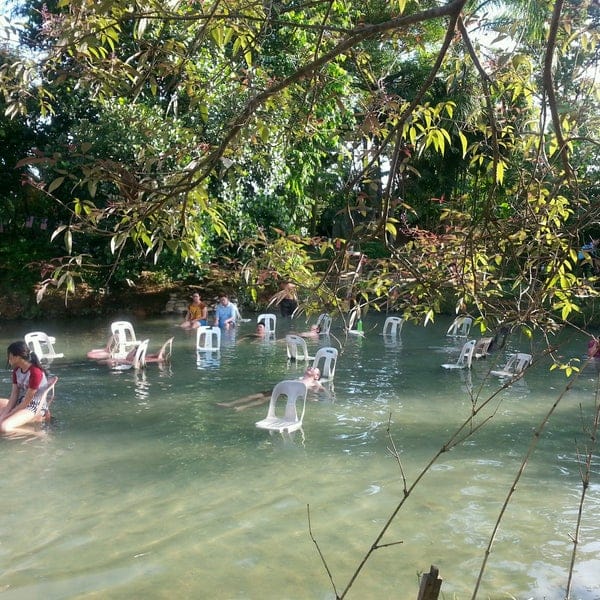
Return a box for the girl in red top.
[0,341,49,433]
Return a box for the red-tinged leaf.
[15,156,52,168]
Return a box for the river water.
[0,314,598,599]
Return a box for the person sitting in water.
[217,367,327,411]
[299,324,321,339]
[214,294,236,328]
[87,334,119,360]
[180,292,208,329]
[0,341,51,432]
[278,282,298,317]
[239,321,267,341]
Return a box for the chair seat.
[255,416,303,433]
[441,340,476,370]
[491,352,532,378]
[255,380,307,434]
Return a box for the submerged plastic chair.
[255,380,308,433]
[446,316,473,337]
[24,332,64,361]
[145,337,174,364]
[87,334,119,360]
[231,302,250,323]
[110,321,139,358]
[491,353,532,379]
[312,347,338,381]
[382,316,404,337]
[315,313,332,335]
[111,339,148,370]
[286,334,313,362]
[196,326,221,351]
[441,339,476,370]
[257,313,277,335]
[33,375,58,422]
[473,337,493,359]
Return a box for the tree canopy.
[0,0,598,332]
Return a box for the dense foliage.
[1,0,598,331]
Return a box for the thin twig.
[565,368,600,598]
[307,504,339,598]
[471,358,590,598]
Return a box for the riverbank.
[0,271,245,321]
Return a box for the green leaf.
[48,176,65,193]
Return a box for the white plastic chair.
[110,321,139,358]
[441,339,476,370]
[446,316,473,337]
[286,334,313,362]
[112,339,148,370]
[473,337,493,359]
[491,353,532,378]
[312,347,338,381]
[145,337,174,364]
[255,380,308,433]
[87,334,119,360]
[33,375,58,422]
[24,332,64,361]
[382,316,404,337]
[257,313,277,335]
[196,326,221,351]
[315,313,332,335]
[231,302,251,323]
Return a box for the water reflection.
[196,350,221,370]
[382,333,403,350]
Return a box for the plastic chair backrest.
[474,337,493,359]
[34,375,58,420]
[158,337,173,362]
[446,316,473,337]
[382,317,404,337]
[312,347,338,381]
[315,314,332,335]
[110,321,137,356]
[146,337,173,363]
[231,302,243,322]
[286,335,311,361]
[456,339,476,368]
[257,313,277,334]
[24,331,64,360]
[491,352,532,378]
[505,352,532,374]
[196,326,221,351]
[132,339,149,369]
[43,375,58,405]
[255,380,308,433]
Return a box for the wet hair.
[6,341,46,373]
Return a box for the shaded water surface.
[0,315,599,599]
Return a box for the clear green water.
[0,315,598,599]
